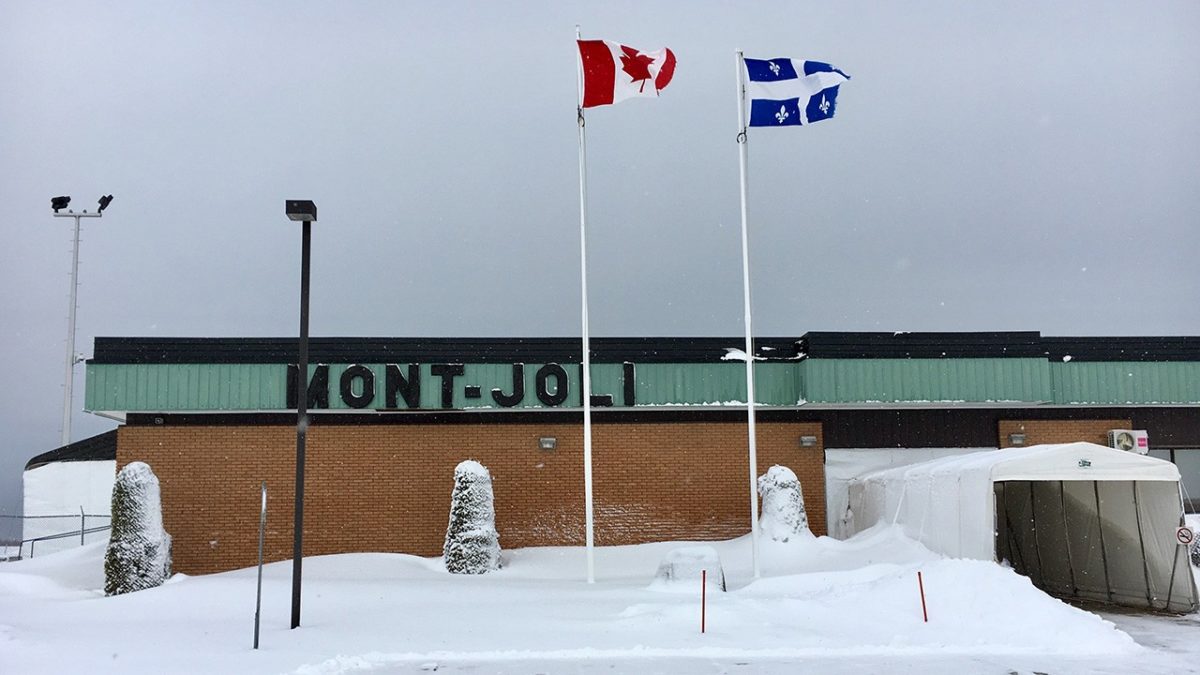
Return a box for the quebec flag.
[744,58,850,127]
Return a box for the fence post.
[80,506,86,546]
[254,482,267,649]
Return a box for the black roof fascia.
[89,337,804,365]
[1041,336,1200,362]
[25,430,118,470]
[799,331,1046,359]
[88,333,1200,365]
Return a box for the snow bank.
[0,525,1159,675]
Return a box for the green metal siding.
[85,358,1200,413]
[85,361,802,412]
[87,363,288,412]
[631,363,801,406]
[799,358,1052,404]
[1049,362,1200,405]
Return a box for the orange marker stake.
[918,570,929,623]
[701,569,707,634]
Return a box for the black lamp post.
[285,199,317,629]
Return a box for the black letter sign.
[385,364,421,409]
[535,363,569,407]
[430,364,465,409]
[492,363,525,407]
[286,364,330,409]
[339,364,375,409]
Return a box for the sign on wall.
[286,362,637,411]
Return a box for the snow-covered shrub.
[757,465,810,542]
[443,460,501,574]
[105,462,172,595]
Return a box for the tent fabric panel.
[1031,481,1074,597]
[995,481,1077,598]
[825,448,992,539]
[1133,481,1199,613]
[1062,480,1111,604]
[994,483,1011,569]
[996,481,1040,585]
[1095,481,1153,608]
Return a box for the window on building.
[1149,449,1200,513]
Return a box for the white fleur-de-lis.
[768,61,780,76]
[775,105,789,124]
[819,95,831,115]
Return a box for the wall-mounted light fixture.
[539,437,557,451]
[1008,433,1027,446]
[799,435,818,447]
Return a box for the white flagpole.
[735,49,761,579]
[576,24,597,584]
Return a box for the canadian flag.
[577,40,676,108]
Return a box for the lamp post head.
[51,196,71,213]
[285,200,317,222]
[98,195,114,213]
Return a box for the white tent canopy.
[848,442,1197,612]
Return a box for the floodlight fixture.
[51,196,71,213]
[98,195,114,212]
[285,200,318,222]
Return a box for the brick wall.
[997,419,1131,448]
[117,420,824,575]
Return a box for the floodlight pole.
[53,210,102,448]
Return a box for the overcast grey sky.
[2,1,1198,519]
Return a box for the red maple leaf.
[619,46,655,92]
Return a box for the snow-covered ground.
[0,525,1196,675]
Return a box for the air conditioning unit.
[1108,429,1149,454]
